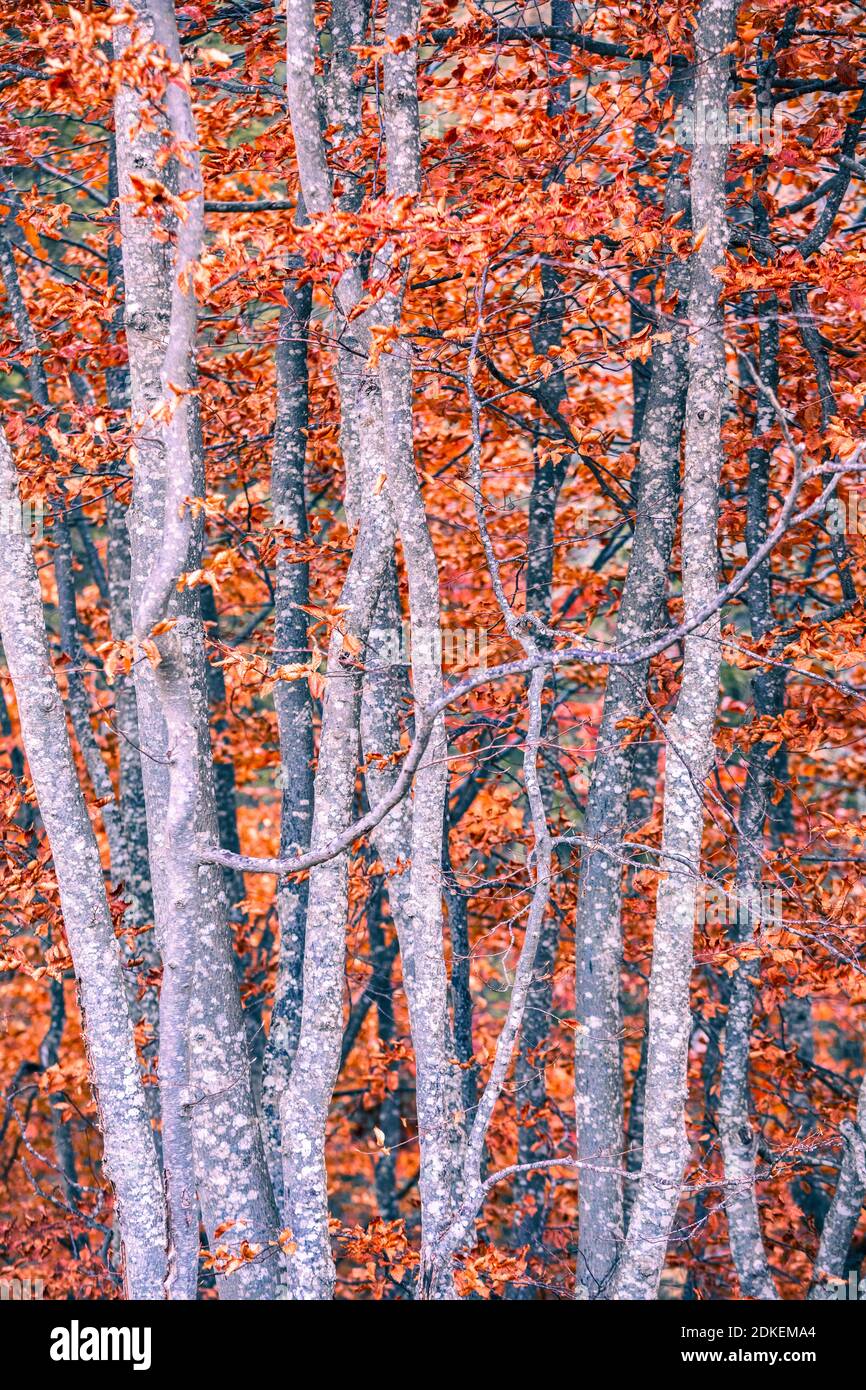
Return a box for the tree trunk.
[261,271,315,1207]
[574,138,690,1297]
[113,0,280,1298]
[0,421,166,1299]
[612,0,734,1299]
[718,278,780,1299]
[280,435,395,1296]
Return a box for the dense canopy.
[0,0,865,1302]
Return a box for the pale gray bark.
[104,136,156,955]
[361,561,414,952]
[611,0,735,1299]
[379,351,457,1295]
[113,0,280,1298]
[0,422,166,1299]
[575,141,690,1297]
[114,0,200,1297]
[809,1079,866,1298]
[199,585,266,1095]
[359,565,428,1234]
[375,0,461,1297]
[285,0,332,216]
[0,231,127,865]
[280,0,460,1297]
[280,444,395,1297]
[1,217,162,1071]
[281,0,402,1299]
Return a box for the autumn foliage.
[0,0,865,1300]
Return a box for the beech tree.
[1,0,865,1302]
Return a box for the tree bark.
[0,421,166,1299]
[809,1079,866,1298]
[612,0,734,1299]
[113,0,280,1298]
[718,282,781,1300]
[261,269,315,1207]
[280,442,395,1296]
[574,138,690,1296]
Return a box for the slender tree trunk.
[281,0,408,1298]
[113,0,280,1298]
[511,3,572,1269]
[377,0,459,1297]
[809,1079,866,1298]
[360,570,419,1226]
[104,138,162,1070]
[362,560,414,957]
[718,285,781,1299]
[0,422,166,1299]
[612,0,734,1299]
[199,584,246,913]
[261,270,315,1207]
[1,216,162,1080]
[280,450,395,1297]
[40,977,81,1207]
[574,139,691,1296]
[380,347,456,1297]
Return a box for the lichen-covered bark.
[113,0,280,1298]
[280,440,395,1297]
[612,0,734,1299]
[104,141,161,1036]
[574,138,690,1297]
[280,0,461,1297]
[261,271,315,1207]
[1,213,162,1084]
[359,564,418,1228]
[809,1080,866,1298]
[379,348,457,1297]
[0,421,166,1299]
[376,0,461,1297]
[280,0,402,1299]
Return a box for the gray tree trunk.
[574,140,690,1297]
[612,0,735,1299]
[0,421,166,1299]
[113,0,280,1298]
[809,1079,866,1298]
[261,269,315,1208]
[718,286,780,1300]
[280,453,395,1296]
